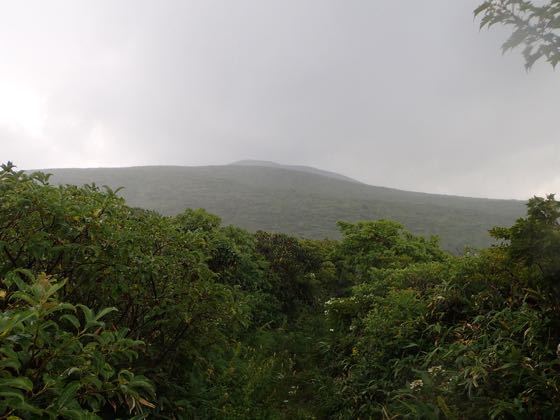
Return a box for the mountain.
[229,160,362,184]
[38,163,526,252]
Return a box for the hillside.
[39,162,526,252]
[230,160,362,183]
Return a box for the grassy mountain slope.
[230,160,362,183]
[41,164,525,252]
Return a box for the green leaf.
[0,377,33,391]
[61,314,81,330]
[57,382,81,409]
[0,358,21,371]
[402,343,419,349]
[77,304,94,324]
[94,307,117,321]
[59,408,93,420]
[474,2,491,17]
[64,367,82,377]
[10,291,39,306]
[437,396,456,419]
[44,279,67,299]
[9,400,43,415]
[502,29,529,52]
[0,390,25,403]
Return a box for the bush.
[0,270,154,419]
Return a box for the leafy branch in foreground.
[475,0,560,69]
[0,270,155,419]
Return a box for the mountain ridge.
[229,160,363,184]
[35,163,526,252]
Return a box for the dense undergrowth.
[1,162,559,419]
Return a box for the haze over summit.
[1,0,559,199]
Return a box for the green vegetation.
[2,162,558,419]
[476,0,560,69]
[0,271,154,418]
[42,162,525,252]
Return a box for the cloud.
[0,0,558,198]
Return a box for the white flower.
[329,328,334,332]
[409,379,424,391]
[428,365,443,375]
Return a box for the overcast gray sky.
[0,0,558,199]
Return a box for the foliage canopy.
[1,161,559,418]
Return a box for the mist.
[0,0,558,199]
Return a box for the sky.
[0,0,558,199]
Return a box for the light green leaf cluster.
[0,270,154,419]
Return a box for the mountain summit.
[41,163,525,252]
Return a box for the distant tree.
[334,220,445,280]
[475,1,560,69]
[175,208,222,233]
[491,194,560,296]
